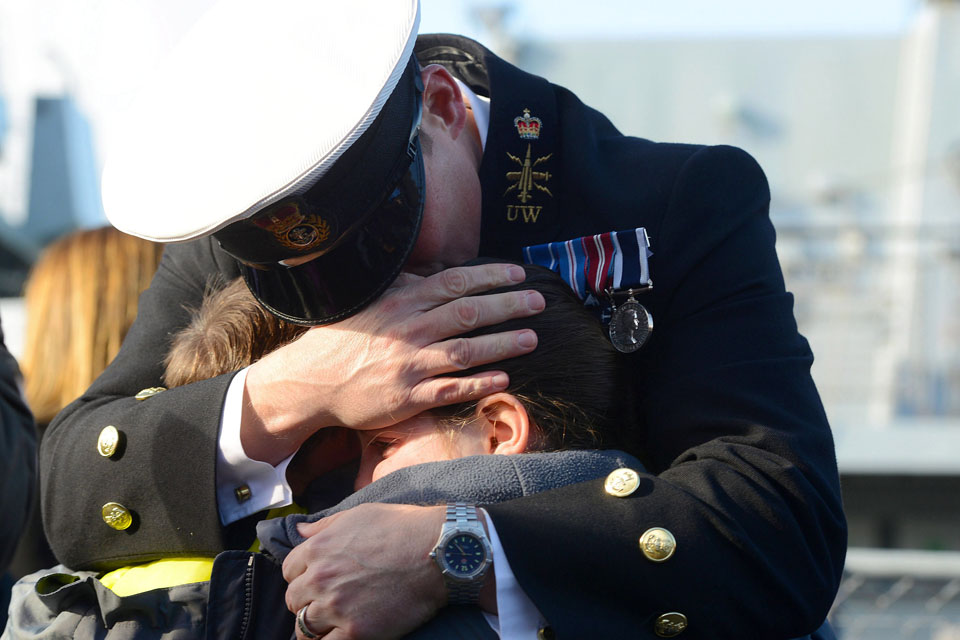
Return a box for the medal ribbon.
[523,227,652,302]
[581,232,615,300]
[612,228,652,290]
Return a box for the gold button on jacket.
[654,612,688,637]
[97,426,120,458]
[135,386,167,401]
[639,527,677,562]
[101,502,134,531]
[536,625,555,640]
[603,468,640,497]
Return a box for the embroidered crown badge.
[513,108,542,140]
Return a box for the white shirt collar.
[454,78,491,151]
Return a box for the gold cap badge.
[253,201,332,252]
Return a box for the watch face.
[442,533,486,577]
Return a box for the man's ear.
[474,393,532,455]
[420,64,467,140]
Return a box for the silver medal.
[608,297,653,353]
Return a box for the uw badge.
[503,108,552,225]
[608,296,653,353]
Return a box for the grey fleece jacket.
[258,449,643,562]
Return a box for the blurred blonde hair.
[21,226,164,424]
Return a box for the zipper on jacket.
[237,554,255,640]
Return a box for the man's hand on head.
[239,263,544,464]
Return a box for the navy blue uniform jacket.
[41,35,846,638]
[1,316,36,573]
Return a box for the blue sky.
[420,0,920,39]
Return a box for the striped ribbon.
[522,228,652,304]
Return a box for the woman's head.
[354,392,538,488]
[355,259,630,488]
[22,227,165,423]
[438,259,627,449]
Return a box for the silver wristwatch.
[429,503,493,605]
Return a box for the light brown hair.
[21,227,165,424]
[163,278,306,388]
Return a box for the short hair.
[417,128,433,156]
[163,278,305,388]
[164,263,630,451]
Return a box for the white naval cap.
[102,0,421,244]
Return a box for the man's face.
[288,66,483,278]
[401,119,483,277]
[281,143,481,275]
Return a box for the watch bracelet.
[440,503,491,605]
[446,502,480,526]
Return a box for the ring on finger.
[297,604,321,639]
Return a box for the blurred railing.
[830,548,960,639]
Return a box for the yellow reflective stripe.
[98,503,308,597]
[262,503,309,520]
[99,558,215,597]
